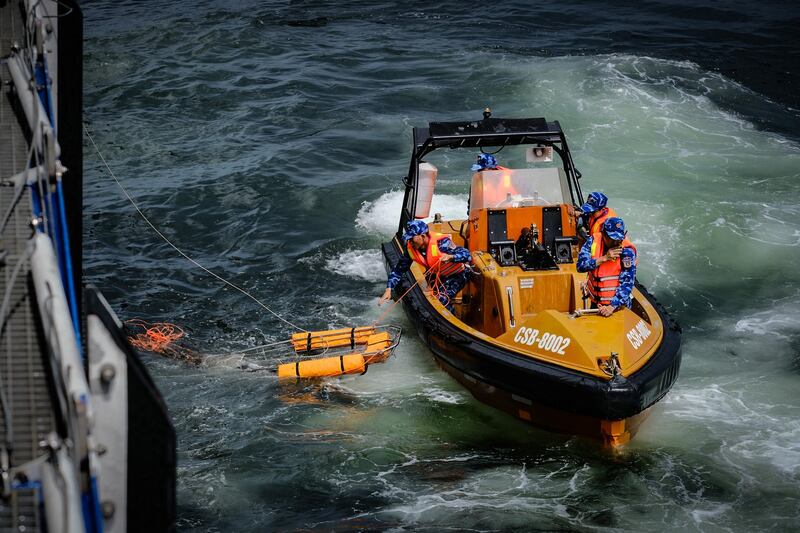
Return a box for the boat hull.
[382,240,682,445]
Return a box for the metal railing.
[0,1,101,531]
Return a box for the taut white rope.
[84,125,306,332]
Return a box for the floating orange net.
[125,319,201,363]
[126,319,183,350]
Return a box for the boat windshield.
[469,168,570,210]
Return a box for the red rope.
[375,277,421,324]
[375,253,459,323]
[126,319,184,352]
[425,258,452,308]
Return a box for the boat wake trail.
[356,191,469,237]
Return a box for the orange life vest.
[588,206,619,236]
[586,233,637,305]
[406,232,467,278]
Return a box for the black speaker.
[554,236,574,264]
[491,240,517,266]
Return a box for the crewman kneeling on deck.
[379,220,472,312]
[576,217,637,317]
[577,191,618,241]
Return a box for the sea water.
[83,1,800,530]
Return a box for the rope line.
[202,339,294,357]
[426,259,452,309]
[374,276,420,325]
[84,125,306,332]
[374,255,456,324]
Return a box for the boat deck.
[0,2,57,530]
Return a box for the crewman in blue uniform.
[577,191,619,241]
[471,153,501,171]
[576,217,637,317]
[380,220,472,312]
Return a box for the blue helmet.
[402,220,429,242]
[580,191,608,215]
[471,153,499,172]
[602,217,626,241]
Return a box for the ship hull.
[382,240,682,445]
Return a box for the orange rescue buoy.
[277,354,367,379]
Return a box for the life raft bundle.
[278,325,402,379]
[125,320,401,379]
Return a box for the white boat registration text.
[627,319,652,349]
[513,327,571,355]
